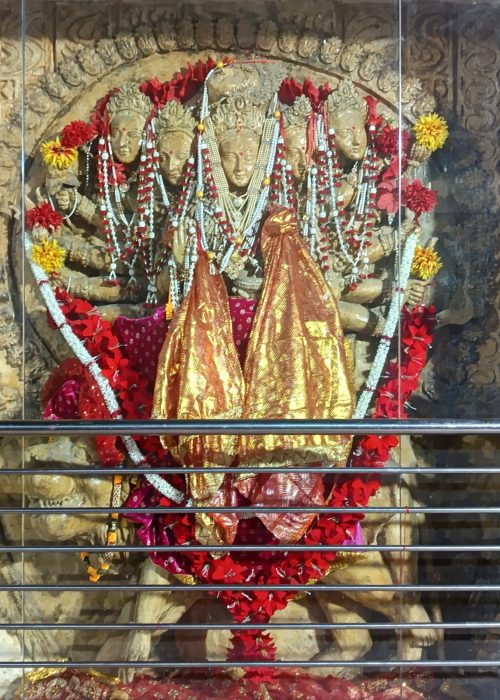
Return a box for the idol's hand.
[405,278,430,308]
[54,187,73,212]
[172,225,186,268]
[60,233,111,272]
[58,269,143,304]
[400,216,419,242]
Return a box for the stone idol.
[3,27,456,699]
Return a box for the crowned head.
[156,101,196,186]
[107,82,151,164]
[326,80,368,163]
[283,95,313,181]
[212,94,265,191]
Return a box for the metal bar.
[3,466,500,475]
[5,506,500,515]
[2,622,500,631]
[2,660,500,669]
[3,544,500,552]
[0,418,499,436]
[0,584,498,592]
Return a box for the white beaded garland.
[24,230,186,504]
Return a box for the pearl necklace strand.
[195,83,281,274]
[322,117,378,284]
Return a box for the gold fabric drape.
[151,253,244,501]
[238,207,354,470]
[152,207,355,543]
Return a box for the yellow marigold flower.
[411,245,442,280]
[31,238,66,275]
[40,137,78,169]
[414,113,448,153]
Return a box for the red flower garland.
[60,120,97,148]
[45,289,167,466]
[139,76,174,109]
[375,123,410,158]
[140,57,233,109]
[44,299,434,678]
[26,202,63,232]
[278,77,332,111]
[402,179,438,220]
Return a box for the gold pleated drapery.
[151,253,244,502]
[238,207,355,471]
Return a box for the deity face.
[330,109,367,163]
[158,130,192,186]
[109,110,144,164]
[285,126,308,181]
[219,131,260,190]
[58,59,84,87]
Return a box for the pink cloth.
[43,379,80,419]
[113,306,167,383]
[113,297,257,380]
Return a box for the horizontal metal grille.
[2,417,499,674]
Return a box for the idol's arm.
[339,300,384,336]
[341,278,389,305]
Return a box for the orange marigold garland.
[40,137,78,170]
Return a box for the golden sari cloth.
[151,254,244,502]
[238,207,355,470]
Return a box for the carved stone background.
[0,0,498,421]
